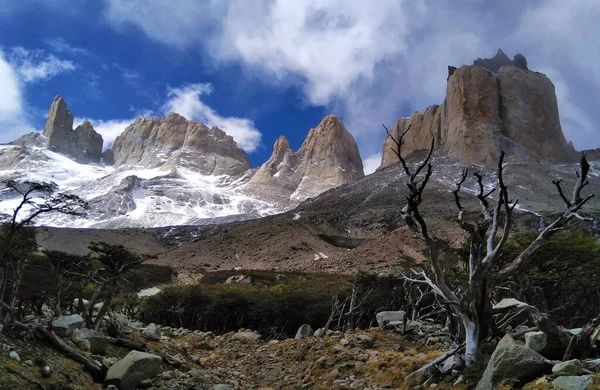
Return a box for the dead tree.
[385,125,594,368]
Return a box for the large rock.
[295,324,314,340]
[551,375,594,390]
[552,359,583,377]
[476,334,552,390]
[142,323,161,341]
[375,310,406,330]
[78,328,110,355]
[525,331,569,360]
[105,351,162,390]
[110,113,251,176]
[52,314,84,338]
[247,115,364,205]
[379,50,577,170]
[42,95,104,163]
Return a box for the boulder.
[52,314,84,338]
[552,359,583,377]
[551,375,594,390]
[105,351,162,390]
[163,354,183,368]
[525,331,569,360]
[375,311,406,330]
[295,324,314,340]
[142,323,161,341]
[232,330,261,342]
[476,334,552,390]
[79,328,110,355]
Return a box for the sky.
[0,1,599,174]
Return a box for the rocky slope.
[247,115,364,205]
[380,50,577,169]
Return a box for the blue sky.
[1,0,599,173]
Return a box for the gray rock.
[552,375,594,390]
[313,327,326,337]
[79,328,110,354]
[106,386,118,390]
[552,359,583,377]
[76,339,91,352]
[164,354,184,368]
[476,334,552,390]
[375,310,406,330]
[105,351,162,390]
[214,385,232,390]
[9,351,20,361]
[295,324,314,340]
[232,330,261,341]
[142,323,162,341]
[525,331,568,360]
[52,314,84,337]
[224,274,252,284]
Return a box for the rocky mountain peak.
[110,114,251,176]
[473,48,528,73]
[379,50,576,170]
[247,115,364,205]
[41,95,103,163]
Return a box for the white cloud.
[103,0,600,156]
[8,47,75,83]
[362,153,382,175]
[74,118,134,151]
[0,50,36,143]
[162,83,262,152]
[44,37,91,57]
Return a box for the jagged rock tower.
[380,49,577,169]
[43,95,103,163]
[248,115,364,205]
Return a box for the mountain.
[13,95,104,163]
[379,50,577,169]
[0,98,362,228]
[247,115,364,205]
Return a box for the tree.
[83,242,145,331]
[0,180,86,324]
[385,125,594,366]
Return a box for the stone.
[164,354,184,368]
[224,274,252,285]
[476,334,552,390]
[79,328,110,355]
[76,339,91,352]
[106,386,118,390]
[138,378,153,388]
[473,48,512,73]
[52,314,84,337]
[9,351,20,361]
[552,359,583,377]
[232,330,261,342]
[105,351,162,390]
[375,310,406,330]
[440,355,461,374]
[525,331,568,360]
[551,375,594,390]
[295,324,314,340]
[214,385,232,390]
[142,323,162,341]
[42,95,103,163]
[110,113,251,175]
[247,115,364,206]
[313,328,326,337]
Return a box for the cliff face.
[109,113,251,176]
[247,115,364,204]
[380,51,577,169]
[42,95,103,163]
